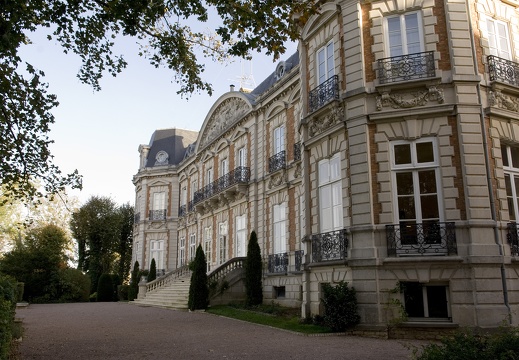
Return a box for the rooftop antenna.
[229,59,256,93]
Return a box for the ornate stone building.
[134,0,519,332]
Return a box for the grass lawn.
[206,304,332,334]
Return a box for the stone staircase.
[132,267,191,309]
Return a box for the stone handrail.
[146,265,191,293]
[208,257,247,283]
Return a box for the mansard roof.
[146,128,199,168]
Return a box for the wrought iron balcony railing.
[386,222,457,256]
[378,51,435,84]
[488,55,519,87]
[507,222,519,256]
[178,205,187,217]
[268,252,288,273]
[134,212,140,223]
[294,142,301,162]
[188,200,195,213]
[269,150,286,173]
[294,250,304,272]
[311,229,348,262]
[309,75,339,113]
[193,166,250,205]
[149,209,167,221]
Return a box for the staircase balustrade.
[146,265,191,293]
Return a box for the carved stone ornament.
[199,98,250,148]
[268,170,288,189]
[376,86,444,111]
[308,105,344,137]
[154,150,169,166]
[294,163,302,179]
[489,90,519,112]
[178,217,186,228]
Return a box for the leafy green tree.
[128,261,140,301]
[115,203,133,283]
[96,273,114,302]
[70,196,122,293]
[0,224,69,302]
[188,245,208,311]
[1,1,318,203]
[245,230,263,306]
[148,258,157,283]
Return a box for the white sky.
[17,28,296,206]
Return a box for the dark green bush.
[148,258,157,282]
[57,268,91,302]
[117,285,129,301]
[96,273,114,302]
[188,245,208,311]
[0,274,17,360]
[416,327,519,360]
[16,282,24,302]
[110,274,121,301]
[321,281,360,332]
[128,261,140,301]
[245,231,263,306]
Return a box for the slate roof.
[145,128,199,168]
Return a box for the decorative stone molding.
[376,86,444,111]
[308,105,344,137]
[489,90,519,112]
[294,163,302,179]
[199,98,250,148]
[268,169,288,189]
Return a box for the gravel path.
[16,303,424,359]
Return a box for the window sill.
[399,320,458,328]
[383,256,463,264]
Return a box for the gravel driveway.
[16,303,424,359]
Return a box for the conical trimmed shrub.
[128,261,139,301]
[245,230,263,306]
[188,244,208,311]
[148,258,157,282]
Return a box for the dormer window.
[155,151,169,165]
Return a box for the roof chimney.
[230,84,235,92]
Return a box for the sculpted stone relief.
[376,86,444,111]
[308,105,344,137]
[489,90,519,112]
[199,97,250,148]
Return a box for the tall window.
[150,240,164,270]
[153,192,166,210]
[206,168,213,186]
[273,203,287,254]
[318,154,343,232]
[179,237,186,267]
[181,186,187,206]
[238,147,246,167]
[189,233,196,261]
[204,227,212,272]
[502,144,519,220]
[274,126,285,155]
[487,18,511,60]
[391,139,441,243]
[191,180,197,201]
[221,158,228,176]
[218,222,227,264]
[235,215,247,257]
[317,42,334,85]
[386,12,424,57]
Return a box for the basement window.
[402,282,451,321]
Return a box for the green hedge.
[0,274,17,360]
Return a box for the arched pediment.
[302,2,340,40]
[266,101,287,120]
[196,93,253,151]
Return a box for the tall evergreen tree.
[245,230,263,306]
[188,245,208,311]
[128,261,140,301]
[148,258,157,283]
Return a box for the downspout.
[465,0,510,320]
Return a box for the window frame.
[235,215,247,257]
[204,227,212,272]
[238,147,246,168]
[401,282,451,320]
[273,203,287,254]
[273,126,285,155]
[318,154,343,233]
[218,222,228,264]
[152,191,166,210]
[502,144,519,221]
[384,11,425,57]
[486,17,512,60]
[179,236,186,267]
[317,41,335,85]
[150,240,164,270]
[189,233,196,261]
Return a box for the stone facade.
[133,0,519,330]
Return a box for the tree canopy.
[1,0,318,202]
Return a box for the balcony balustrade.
[268,252,288,274]
[193,166,250,205]
[378,51,435,84]
[294,142,301,162]
[311,229,348,262]
[294,250,304,272]
[386,222,457,256]
[488,55,519,87]
[178,205,187,217]
[308,75,339,113]
[507,222,519,256]
[149,209,167,221]
[268,151,286,173]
